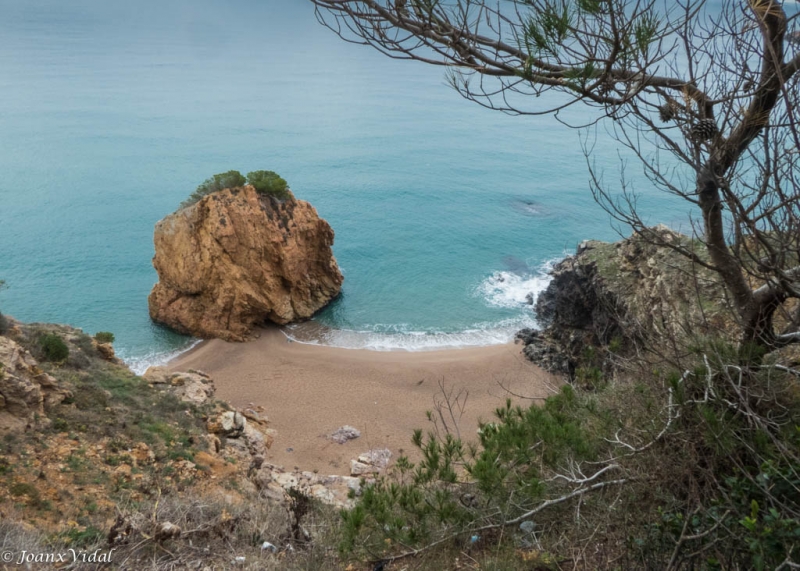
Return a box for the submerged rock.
[148,185,343,341]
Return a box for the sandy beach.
[168,327,560,475]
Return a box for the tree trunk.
[696,168,780,360]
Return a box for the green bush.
[339,344,800,569]
[39,333,69,362]
[339,385,600,555]
[182,170,246,207]
[246,170,290,200]
[94,331,115,344]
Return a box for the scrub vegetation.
[182,170,290,208]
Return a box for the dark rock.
[517,226,727,381]
[514,328,537,345]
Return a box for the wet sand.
[168,327,560,475]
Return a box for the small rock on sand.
[329,425,361,444]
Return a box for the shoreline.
[167,326,560,475]
[279,317,540,352]
[128,318,542,375]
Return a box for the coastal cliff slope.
[148,186,343,341]
[0,332,70,431]
[0,318,360,569]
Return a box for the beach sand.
[168,327,560,475]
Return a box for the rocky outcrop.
[350,448,392,476]
[207,410,247,437]
[143,367,362,508]
[148,185,343,341]
[94,340,121,364]
[143,366,216,405]
[0,336,70,430]
[519,226,730,379]
[251,462,361,509]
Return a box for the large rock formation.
[518,226,730,379]
[148,186,343,341]
[0,335,70,431]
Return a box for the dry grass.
[103,492,344,571]
[1,492,345,571]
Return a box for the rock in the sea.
[148,185,343,341]
[0,337,70,430]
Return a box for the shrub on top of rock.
[182,170,247,207]
[39,333,69,362]
[246,170,290,200]
[181,170,291,207]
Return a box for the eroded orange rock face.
[0,336,70,431]
[148,186,343,341]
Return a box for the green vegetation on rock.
[39,333,69,362]
[181,170,246,207]
[246,170,289,200]
[181,169,291,208]
[93,331,115,344]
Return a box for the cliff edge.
[518,226,731,380]
[148,185,343,341]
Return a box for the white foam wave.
[512,200,546,217]
[282,315,537,352]
[520,203,541,215]
[281,261,555,352]
[119,339,203,375]
[476,263,554,309]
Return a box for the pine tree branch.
[375,477,628,564]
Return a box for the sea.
[2,0,783,373]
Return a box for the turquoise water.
[1,0,698,371]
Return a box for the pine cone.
[690,119,718,142]
[658,105,675,123]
